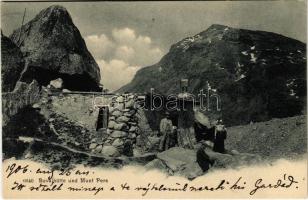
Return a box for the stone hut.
[89,94,141,157]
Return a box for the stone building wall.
[89,94,141,157]
[47,93,113,131]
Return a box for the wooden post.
[17,8,26,46]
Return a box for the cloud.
[114,45,135,62]
[97,59,140,91]
[112,28,136,45]
[85,34,114,59]
[85,27,164,91]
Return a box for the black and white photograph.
[1,1,307,198]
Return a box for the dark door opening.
[96,106,109,131]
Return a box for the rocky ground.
[226,115,307,159]
[3,96,306,180]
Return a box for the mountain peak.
[207,24,229,30]
[119,26,306,125]
[33,5,72,24]
[46,5,67,11]
[9,5,101,91]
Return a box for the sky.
[1,1,307,91]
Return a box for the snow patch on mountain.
[177,34,203,52]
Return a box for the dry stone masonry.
[89,94,140,157]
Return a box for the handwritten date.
[6,163,29,178]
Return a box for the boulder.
[125,99,135,108]
[130,152,157,164]
[129,126,138,132]
[2,80,41,126]
[108,121,117,129]
[111,110,122,117]
[112,138,124,147]
[24,152,33,159]
[145,159,168,172]
[135,135,143,147]
[117,116,130,123]
[89,143,97,149]
[10,5,101,91]
[230,149,240,155]
[160,157,186,172]
[147,136,161,150]
[111,131,128,138]
[128,109,136,115]
[109,116,116,121]
[113,123,128,131]
[135,109,152,134]
[128,121,137,126]
[1,33,24,92]
[50,78,63,89]
[133,148,143,157]
[203,147,262,169]
[32,103,40,109]
[114,103,125,111]
[124,112,132,117]
[128,133,137,139]
[101,145,120,157]
[158,147,197,163]
[108,106,114,114]
[178,162,204,180]
[116,96,124,103]
[127,95,135,100]
[62,88,71,93]
[75,140,85,148]
[157,147,197,172]
[155,147,206,179]
[194,110,211,127]
[95,145,103,152]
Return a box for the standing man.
[213,118,227,153]
[159,111,174,151]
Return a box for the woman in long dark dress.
[213,119,227,153]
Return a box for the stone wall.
[89,94,140,157]
[46,93,113,131]
[10,88,153,158]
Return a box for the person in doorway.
[213,118,227,153]
[159,111,174,151]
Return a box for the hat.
[216,119,223,125]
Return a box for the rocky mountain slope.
[119,24,306,126]
[226,115,306,159]
[1,33,25,92]
[10,5,101,91]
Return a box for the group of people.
[159,111,227,153]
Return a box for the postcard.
[1,1,307,198]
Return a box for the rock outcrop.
[119,24,306,126]
[146,146,262,180]
[10,5,101,91]
[2,80,41,127]
[1,33,25,92]
[225,115,307,159]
